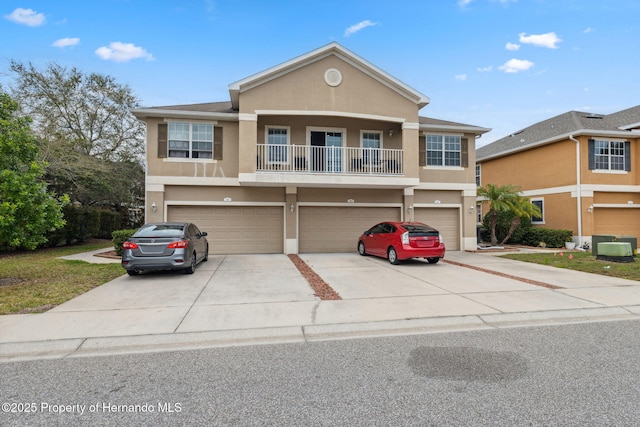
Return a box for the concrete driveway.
[1,251,640,361]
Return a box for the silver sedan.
[121,222,209,275]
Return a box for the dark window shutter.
[461,137,469,168]
[587,139,594,170]
[214,126,223,160]
[419,136,426,166]
[624,141,631,171]
[158,123,168,158]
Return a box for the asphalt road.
[1,320,639,426]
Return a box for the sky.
[1,0,639,146]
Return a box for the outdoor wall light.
[407,205,413,214]
[151,202,157,212]
[587,205,594,213]
[389,129,394,137]
[468,206,475,213]
[290,204,295,213]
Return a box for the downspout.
[569,134,583,248]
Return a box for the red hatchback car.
[357,221,445,264]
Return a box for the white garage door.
[299,206,401,253]
[167,206,283,254]
[414,207,460,250]
[594,208,640,240]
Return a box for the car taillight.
[167,240,188,249]
[401,232,409,245]
[122,241,139,249]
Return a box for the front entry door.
[310,131,343,172]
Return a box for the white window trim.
[593,138,627,172]
[360,130,384,149]
[265,125,291,165]
[425,133,463,168]
[166,121,215,161]
[531,197,545,224]
[476,164,481,187]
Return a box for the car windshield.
[135,224,184,237]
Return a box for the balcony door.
[310,130,343,172]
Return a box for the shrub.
[112,229,138,256]
[480,210,533,244]
[522,228,573,248]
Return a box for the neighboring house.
[132,43,489,254]
[476,106,640,247]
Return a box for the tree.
[0,88,68,250]
[477,183,531,246]
[499,194,542,245]
[8,61,145,207]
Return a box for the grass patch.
[501,251,640,281]
[0,241,124,315]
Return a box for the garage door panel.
[168,206,283,254]
[414,208,460,251]
[594,208,640,239]
[299,207,401,253]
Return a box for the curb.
[2,306,639,363]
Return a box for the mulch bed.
[288,254,341,300]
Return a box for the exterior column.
[285,187,298,254]
[401,122,420,179]
[238,113,258,174]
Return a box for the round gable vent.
[324,68,343,87]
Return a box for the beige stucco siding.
[239,56,418,121]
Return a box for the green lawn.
[501,251,640,281]
[0,241,124,315]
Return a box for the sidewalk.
[1,249,639,363]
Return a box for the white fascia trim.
[592,203,640,209]
[132,108,238,121]
[297,202,403,208]
[414,182,477,191]
[581,184,640,193]
[403,122,420,130]
[239,113,258,121]
[147,175,241,186]
[255,110,406,124]
[165,200,284,207]
[477,129,637,162]
[413,203,461,209]
[229,43,430,107]
[420,124,491,135]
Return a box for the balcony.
[256,144,403,175]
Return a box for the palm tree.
[499,194,542,245]
[477,183,531,246]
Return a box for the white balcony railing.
[256,144,403,175]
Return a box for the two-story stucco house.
[476,105,640,248]
[132,43,490,255]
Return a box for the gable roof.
[477,105,640,161]
[228,42,430,110]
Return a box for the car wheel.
[357,241,367,256]
[388,247,400,265]
[427,257,440,264]
[127,269,140,276]
[203,245,209,262]
[184,252,197,274]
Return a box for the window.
[475,164,481,187]
[588,139,630,171]
[427,135,461,166]
[361,131,382,164]
[168,123,213,159]
[531,199,544,224]
[476,203,482,224]
[267,127,289,163]
[594,140,624,170]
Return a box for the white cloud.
[344,20,378,37]
[505,42,520,51]
[584,27,595,34]
[52,37,80,48]
[518,32,561,48]
[455,74,467,81]
[4,8,45,26]
[458,0,474,6]
[95,42,154,62]
[477,66,493,72]
[498,58,534,73]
